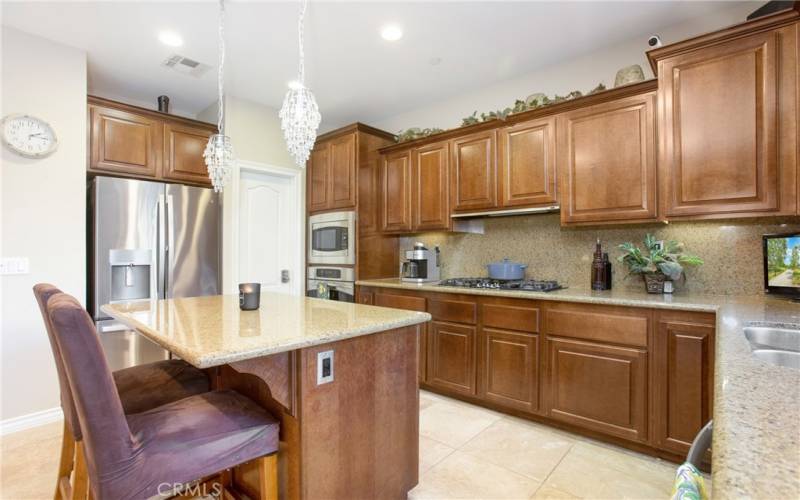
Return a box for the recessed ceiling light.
[158,31,184,47]
[380,24,403,42]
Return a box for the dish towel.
[671,462,708,500]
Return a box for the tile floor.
[0,391,691,499]
[413,390,689,500]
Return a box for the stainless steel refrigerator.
[89,176,220,370]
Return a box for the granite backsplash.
[399,214,800,295]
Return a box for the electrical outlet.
[317,350,334,385]
[0,257,29,275]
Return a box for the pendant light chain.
[297,0,306,85]
[217,0,226,135]
[203,0,235,192]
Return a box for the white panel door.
[238,169,298,294]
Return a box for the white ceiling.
[2,1,751,131]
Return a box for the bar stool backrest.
[46,293,134,491]
[32,283,83,441]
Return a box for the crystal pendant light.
[203,0,235,193]
[279,0,321,168]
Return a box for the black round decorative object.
[239,282,261,310]
[157,95,170,113]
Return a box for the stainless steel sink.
[744,326,800,352]
[744,326,800,369]
[752,350,800,369]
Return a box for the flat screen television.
[763,232,800,297]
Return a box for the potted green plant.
[617,235,703,293]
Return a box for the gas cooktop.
[437,278,564,293]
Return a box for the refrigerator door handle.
[166,194,176,298]
[157,194,167,299]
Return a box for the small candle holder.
[239,283,261,310]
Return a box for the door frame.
[222,159,305,296]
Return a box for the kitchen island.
[102,292,431,500]
[357,278,800,499]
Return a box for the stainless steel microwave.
[308,211,356,265]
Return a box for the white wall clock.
[1,114,58,158]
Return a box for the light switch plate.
[317,350,334,385]
[0,257,29,275]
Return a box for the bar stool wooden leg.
[71,443,89,500]
[54,420,75,500]
[257,454,278,500]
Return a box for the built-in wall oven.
[306,266,355,302]
[308,211,356,265]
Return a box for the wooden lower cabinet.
[357,290,373,305]
[356,286,716,460]
[479,328,540,413]
[653,311,715,455]
[427,321,477,396]
[546,337,648,442]
[373,291,427,382]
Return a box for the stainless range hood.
[450,205,560,218]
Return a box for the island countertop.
[101,292,431,369]
[357,278,800,498]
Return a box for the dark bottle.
[591,239,606,291]
[603,252,612,290]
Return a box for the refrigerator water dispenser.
[109,249,152,302]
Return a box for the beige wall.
[199,96,296,168]
[401,215,800,296]
[372,1,760,133]
[1,27,87,422]
[197,96,305,293]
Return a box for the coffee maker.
[400,242,441,283]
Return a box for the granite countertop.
[357,278,800,498]
[102,292,430,369]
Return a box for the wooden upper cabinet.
[89,97,216,186]
[654,312,715,456]
[498,117,557,208]
[451,130,497,211]
[358,155,380,235]
[558,91,657,224]
[654,24,798,218]
[380,150,412,232]
[329,133,357,209]
[412,141,450,231]
[89,104,163,177]
[307,145,331,212]
[163,122,213,185]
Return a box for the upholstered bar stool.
[33,284,210,500]
[47,293,280,500]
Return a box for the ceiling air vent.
[161,54,211,78]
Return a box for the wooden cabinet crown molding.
[316,122,396,143]
[646,6,800,74]
[378,80,658,155]
[88,95,216,132]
